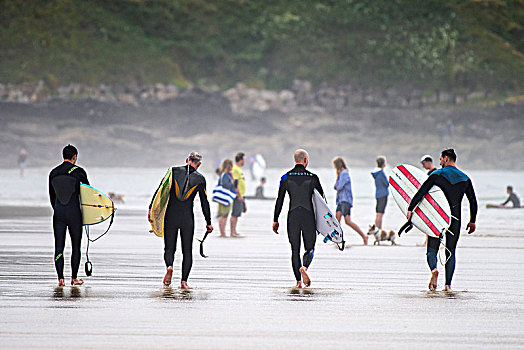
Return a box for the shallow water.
[0,167,523,348]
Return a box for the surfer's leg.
[300,211,316,287]
[68,214,82,280]
[163,226,178,268]
[287,211,302,282]
[53,217,67,281]
[180,219,195,284]
[427,236,440,290]
[444,221,460,288]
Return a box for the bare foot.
[71,278,84,286]
[230,234,244,238]
[163,266,173,287]
[299,266,311,287]
[444,285,453,292]
[363,235,369,246]
[58,279,65,287]
[180,281,192,289]
[428,269,438,291]
[219,234,227,238]
[295,281,303,288]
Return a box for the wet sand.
[1,198,524,349]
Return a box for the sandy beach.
[0,167,523,349]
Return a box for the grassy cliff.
[1,0,523,92]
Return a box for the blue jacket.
[371,168,389,198]
[334,169,353,206]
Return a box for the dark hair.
[235,152,245,163]
[441,148,457,162]
[507,186,513,192]
[376,156,386,168]
[62,144,78,160]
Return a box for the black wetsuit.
[49,162,89,280]
[274,164,324,282]
[150,165,211,281]
[408,166,478,286]
[502,193,521,208]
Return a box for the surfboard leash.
[196,231,210,258]
[84,206,116,276]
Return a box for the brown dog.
[367,224,396,245]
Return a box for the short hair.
[507,186,513,192]
[294,149,308,163]
[62,144,78,160]
[376,156,386,168]
[235,152,245,163]
[441,148,457,162]
[188,151,202,163]
[261,177,266,182]
[420,154,433,163]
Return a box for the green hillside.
[1,0,523,92]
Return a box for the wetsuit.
[408,166,478,286]
[49,162,89,280]
[273,164,324,281]
[150,165,211,281]
[502,193,521,208]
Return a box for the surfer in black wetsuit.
[148,152,213,289]
[407,149,478,292]
[273,149,324,288]
[501,186,521,208]
[48,145,89,287]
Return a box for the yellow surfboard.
[149,168,172,237]
[80,184,115,225]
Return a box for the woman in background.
[333,157,368,245]
[217,159,237,237]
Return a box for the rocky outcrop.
[0,80,514,114]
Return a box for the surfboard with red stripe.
[389,164,451,238]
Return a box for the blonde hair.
[333,157,347,178]
[219,158,233,175]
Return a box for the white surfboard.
[312,189,345,250]
[389,164,451,238]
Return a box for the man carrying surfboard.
[272,149,324,288]
[407,149,478,292]
[48,144,89,287]
[148,152,213,289]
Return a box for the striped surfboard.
[389,164,451,238]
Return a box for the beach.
[0,167,523,349]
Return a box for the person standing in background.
[333,157,368,245]
[217,159,237,237]
[371,156,389,229]
[420,155,437,175]
[18,149,27,178]
[231,152,246,238]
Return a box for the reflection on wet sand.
[152,287,196,301]
[286,287,317,301]
[52,286,85,300]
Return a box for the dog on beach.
[367,224,396,245]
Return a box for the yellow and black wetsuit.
[150,165,211,281]
[49,162,89,280]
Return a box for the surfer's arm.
[501,196,510,206]
[48,174,56,209]
[199,180,212,226]
[313,174,324,197]
[273,177,287,222]
[149,169,169,209]
[407,175,436,212]
[465,180,478,223]
[78,168,89,185]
